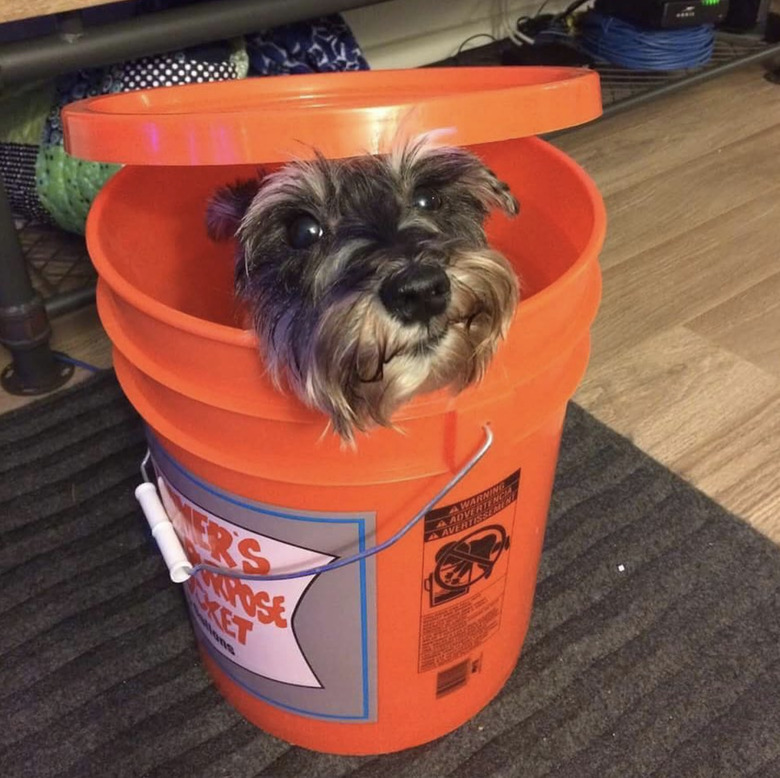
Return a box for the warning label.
[419,470,520,674]
[423,471,520,542]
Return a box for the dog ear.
[471,163,520,218]
[205,178,262,241]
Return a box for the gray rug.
[1,372,779,777]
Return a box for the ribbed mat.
[2,372,779,777]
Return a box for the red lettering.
[164,484,290,633]
[232,613,254,644]
[169,488,185,514]
[208,571,228,599]
[198,591,244,640]
[207,520,236,567]
[199,570,287,629]
[218,607,237,639]
[182,537,202,566]
[192,510,209,553]
[237,538,271,575]
[254,592,287,628]
[169,489,195,547]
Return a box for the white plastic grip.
[134,481,193,583]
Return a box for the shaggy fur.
[207,138,520,442]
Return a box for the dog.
[206,137,520,443]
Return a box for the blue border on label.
[153,444,372,722]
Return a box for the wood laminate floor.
[556,64,780,542]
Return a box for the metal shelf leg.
[0,173,73,395]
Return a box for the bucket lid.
[62,66,601,165]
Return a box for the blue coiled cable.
[579,12,715,70]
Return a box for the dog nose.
[379,265,451,324]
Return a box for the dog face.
[207,138,519,442]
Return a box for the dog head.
[207,138,520,443]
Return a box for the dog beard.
[207,138,520,443]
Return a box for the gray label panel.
[149,435,377,722]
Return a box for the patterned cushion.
[246,14,369,75]
[1,14,369,235]
[36,42,249,234]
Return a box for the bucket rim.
[86,136,606,350]
[64,67,602,166]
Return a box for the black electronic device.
[720,0,770,31]
[501,41,594,67]
[594,0,729,28]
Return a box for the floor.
[556,63,780,543]
[2,63,779,544]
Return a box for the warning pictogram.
[433,525,510,593]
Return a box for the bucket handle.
[134,425,494,584]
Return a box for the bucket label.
[419,470,520,675]
[149,437,377,722]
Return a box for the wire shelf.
[441,29,780,115]
[596,32,780,109]
[15,217,94,302]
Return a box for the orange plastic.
[82,134,604,753]
[62,67,601,164]
[65,68,605,754]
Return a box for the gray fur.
[206,139,520,443]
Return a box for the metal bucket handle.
[135,426,494,584]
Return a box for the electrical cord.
[557,0,593,20]
[455,32,497,61]
[534,0,555,15]
[501,0,540,46]
[511,0,591,46]
[53,352,104,373]
[578,12,715,70]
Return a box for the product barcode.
[436,659,470,697]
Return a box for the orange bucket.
[63,68,605,755]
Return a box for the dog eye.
[286,214,323,249]
[411,187,442,211]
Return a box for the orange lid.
[62,66,600,165]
